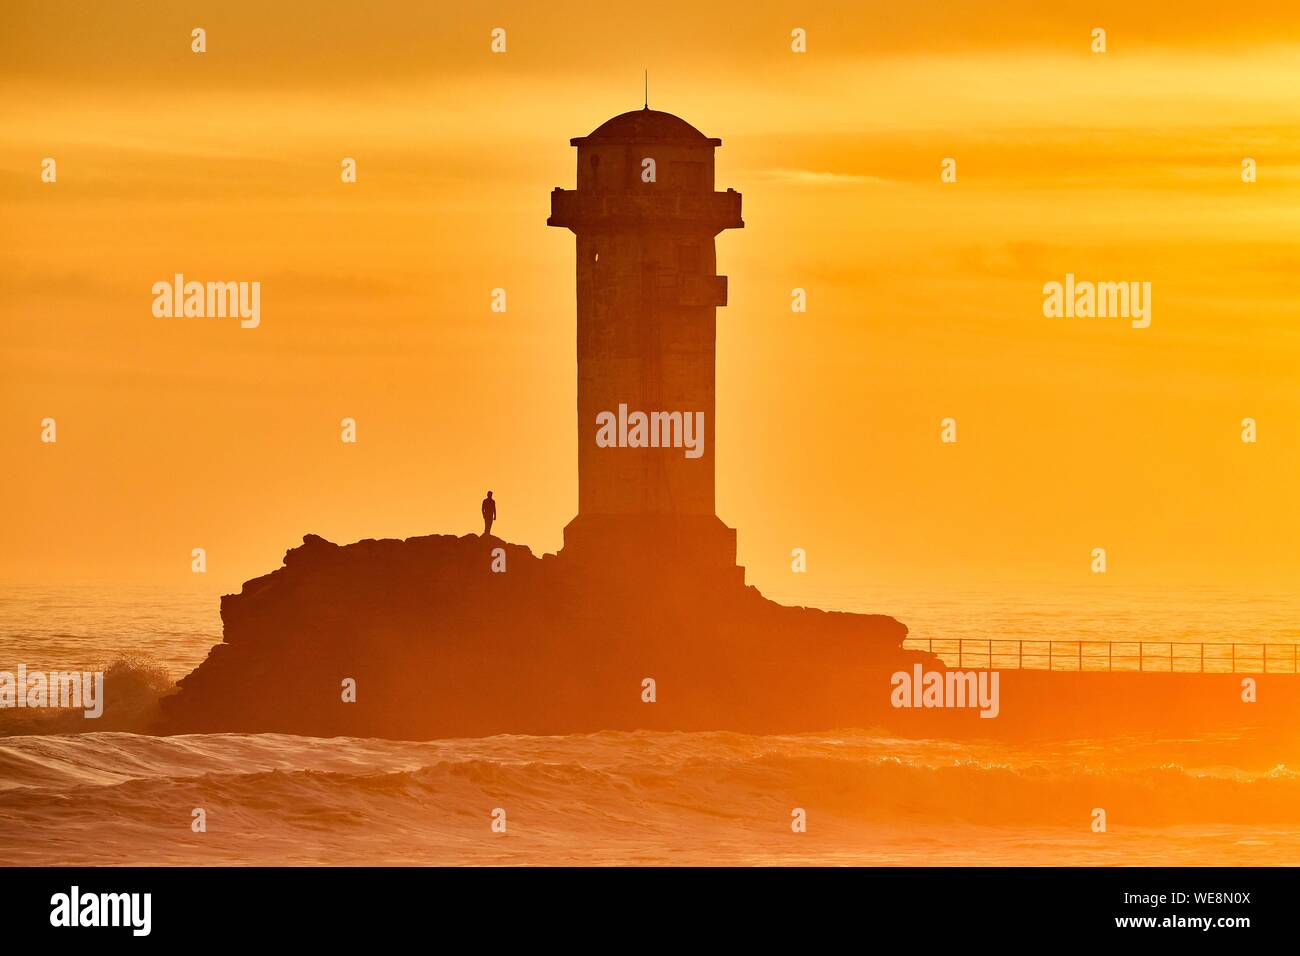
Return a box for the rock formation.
[157,532,923,738]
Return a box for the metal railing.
[902,638,1300,674]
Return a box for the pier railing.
[902,638,1300,674]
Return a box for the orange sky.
[3,1,1299,598]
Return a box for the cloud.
[754,168,889,186]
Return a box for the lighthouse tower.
[548,108,744,583]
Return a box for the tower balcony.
[548,188,743,234]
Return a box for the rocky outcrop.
[157,532,924,738]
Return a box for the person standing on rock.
[482,491,496,536]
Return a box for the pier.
[903,638,1300,673]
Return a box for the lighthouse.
[548,108,744,583]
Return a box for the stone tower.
[548,108,744,583]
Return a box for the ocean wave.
[0,657,173,737]
[3,729,1300,840]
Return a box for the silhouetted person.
[482,491,496,536]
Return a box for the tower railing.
[901,638,1300,674]
[548,188,743,229]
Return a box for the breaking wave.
[2,729,1299,865]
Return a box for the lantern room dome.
[572,109,720,147]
